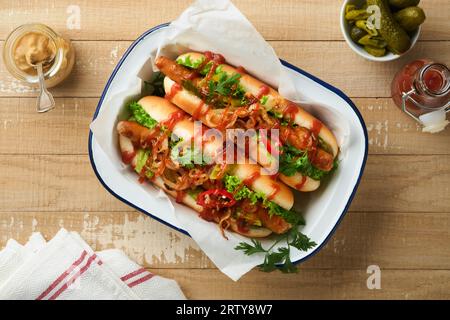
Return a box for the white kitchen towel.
[0,239,34,288]
[0,228,185,300]
[97,249,185,300]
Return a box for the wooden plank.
[1,211,449,270]
[358,98,450,155]
[0,0,449,300]
[0,98,94,155]
[1,41,449,98]
[0,155,128,212]
[274,41,450,98]
[0,0,448,41]
[1,97,449,156]
[0,155,448,212]
[149,268,450,299]
[352,155,450,212]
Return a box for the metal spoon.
[27,54,56,113]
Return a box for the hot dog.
[155,52,339,192]
[117,96,304,238]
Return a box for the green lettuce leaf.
[135,149,150,174]
[128,102,158,129]
[176,55,205,69]
[223,174,303,224]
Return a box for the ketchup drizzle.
[161,110,185,131]
[121,151,136,165]
[311,119,323,137]
[203,51,226,82]
[165,82,182,100]
[193,101,210,121]
[256,85,270,99]
[176,190,186,203]
[243,172,261,186]
[236,219,250,233]
[283,102,299,123]
[204,51,225,64]
[267,183,281,201]
[295,175,307,190]
[236,66,247,75]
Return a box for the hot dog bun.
[136,96,294,209]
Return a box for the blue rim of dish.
[88,23,369,266]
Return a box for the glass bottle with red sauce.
[391,59,449,133]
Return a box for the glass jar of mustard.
[2,23,75,88]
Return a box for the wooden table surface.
[0,0,449,299]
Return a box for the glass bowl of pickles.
[340,0,426,61]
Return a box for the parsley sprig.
[235,226,317,273]
[207,71,242,102]
[143,72,166,98]
[279,144,338,180]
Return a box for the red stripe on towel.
[120,267,146,281]
[48,254,98,300]
[128,273,155,288]
[36,250,88,300]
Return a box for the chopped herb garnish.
[260,95,269,105]
[268,109,283,119]
[209,72,241,98]
[279,144,338,181]
[280,118,291,126]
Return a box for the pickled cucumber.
[388,0,420,9]
[367,0,411,54]
[356,20,378,36]
[350,26,367,42]
[394,6,426,32]
[364,45,386,57]
[358,34,387,48]
[345,9,371,21]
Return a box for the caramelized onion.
[218,208,232,240]
[162,168,190,191]
[188,168,209,186]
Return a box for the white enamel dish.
[89,23,368,265]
